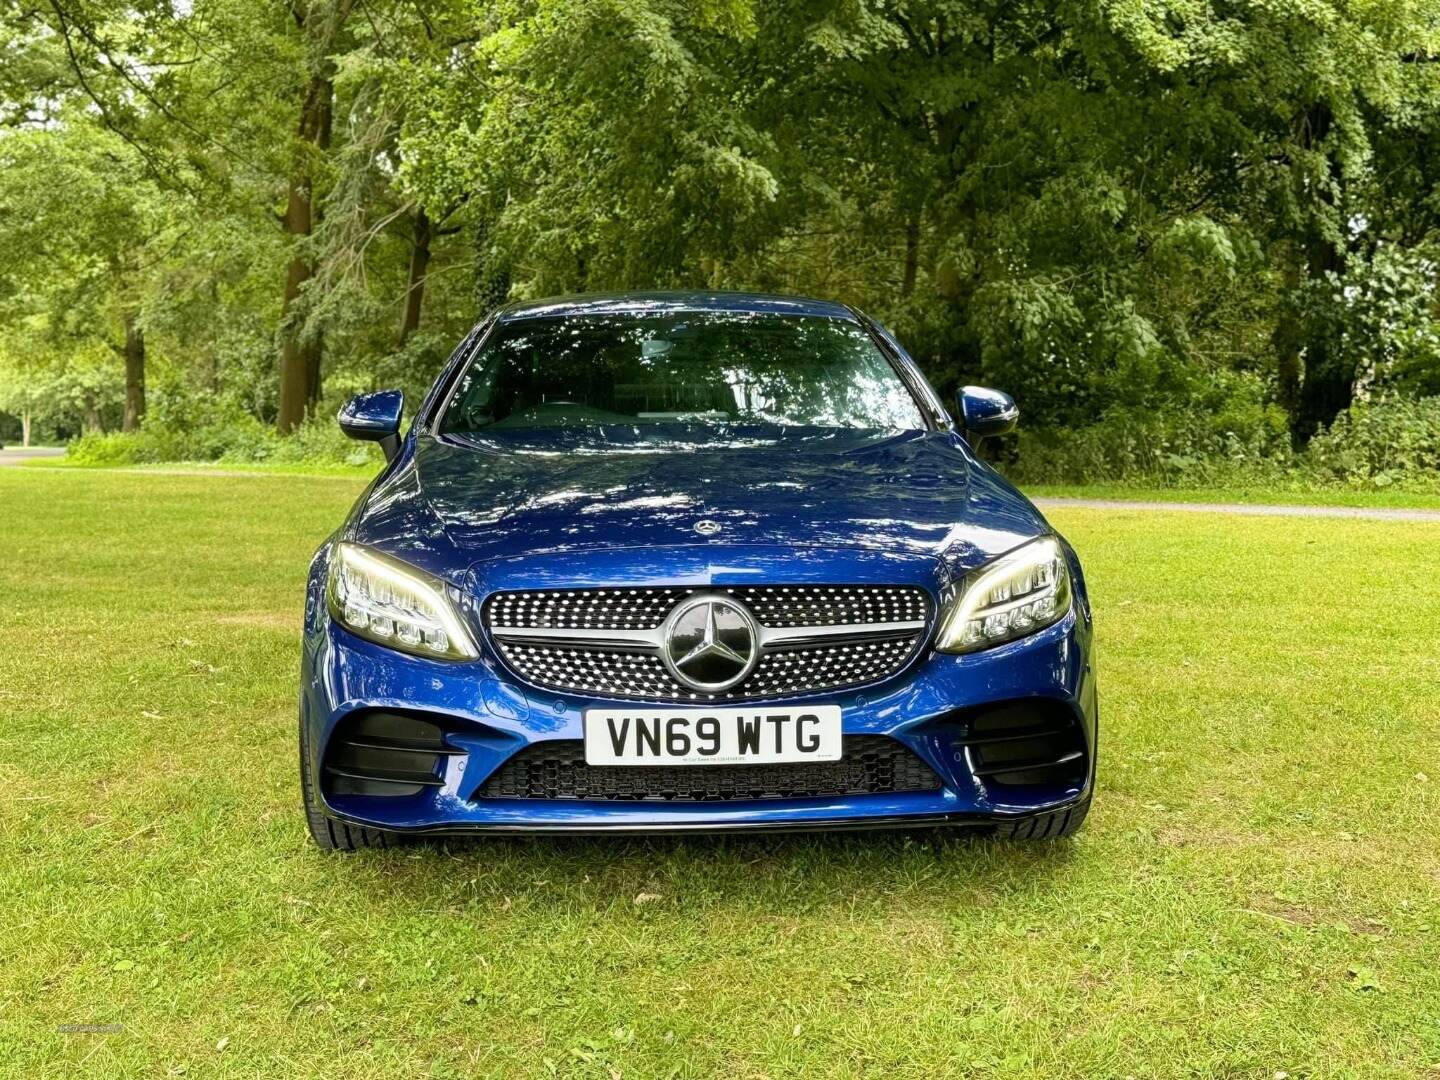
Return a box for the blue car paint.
[336,388,405,438]
[302,291,1096,834]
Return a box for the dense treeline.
[2,0,1440,485]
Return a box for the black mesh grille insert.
[478,735,942,802]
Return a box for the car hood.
[348,428,1049,586]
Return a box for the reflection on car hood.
[348,427,1049,584]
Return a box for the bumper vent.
[484,585,932,701]
[322,711,459,797]
[957,702,1088,792]
[478,735,941,803]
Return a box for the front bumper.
[300,588,1097,835]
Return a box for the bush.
[67,414,380,469]
[1006,372,1294,486]
[1303,396,1440,489]
[1005,393,1440,492]
[67,431,151,466]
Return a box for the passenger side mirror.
[957,386,1018,440]
[338,390,405,462]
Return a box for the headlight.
[936,537,1072,653]
[327,542,479,660]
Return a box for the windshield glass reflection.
[439,311,926,437]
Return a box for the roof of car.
[495,291,857,323]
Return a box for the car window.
[438,311,927,433]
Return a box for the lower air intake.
[478,735,941,802]
[957,701,1088,792]
[323,711,458,797]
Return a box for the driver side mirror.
[957,386,1018,439]
[338,390,405,462]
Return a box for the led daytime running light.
[327,542,478,660]
[937,537,1072,653]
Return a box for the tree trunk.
[276,1,350,434]
[21,410,31,447]
[122,311,145,432]
[901,215,919,297]
[306,327,324,417]
[1272,247,1303,431]
[1295,235,1350,439]
[474,215,510,317]
[276,73,333,434]
[398,206,433,346]
[85,405,103,434]
[1291,102,1353,442]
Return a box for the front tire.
[996,798,1090,840]
[299,708,403,851]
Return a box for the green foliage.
[3,0,1440,468]
[67,416,379,468]
[1333,243,1440,398]
[1305,395,1440,488]
[1008,372,1296,486]
[1008,393,1440,492]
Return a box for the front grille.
[485,585,932,701]
[488,588,687,631]
[745,637,920,698]
[729,586,928,628]
[499,636,924,701]
[487,586,930,631]
[478,735,942,802]
[502,645,679,698]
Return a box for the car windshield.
[437,311,927,434]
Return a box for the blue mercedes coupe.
[299,292,1096,849]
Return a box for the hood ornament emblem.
[660,593,759,693]
[693,519,722,537]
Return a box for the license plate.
[583,706,842,766]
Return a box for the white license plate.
[584,706,842,766]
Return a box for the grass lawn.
[1022,482,1440,511]
[20,457,379,478]
[2,468,1438,1078]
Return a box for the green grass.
[2,468,1438,1078]
[1023,482,1440,510]
[20,456,377,478]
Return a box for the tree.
[0,115,182,430]
[2,0,1439,460]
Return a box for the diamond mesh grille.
[503,644,678,699]
[488,588,686,631]
[478,735,941,802]
[745,637,919,698]
[729,585,928,628]
[485,584,932,701]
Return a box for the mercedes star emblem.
[659,593,759,693]
[693,519,722,537]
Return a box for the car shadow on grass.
[317,827,1081,913]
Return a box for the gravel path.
[1032,496,1440,522]
[0,447,65,466]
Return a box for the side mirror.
[338,390,405,462]
[957,386,1018,439]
